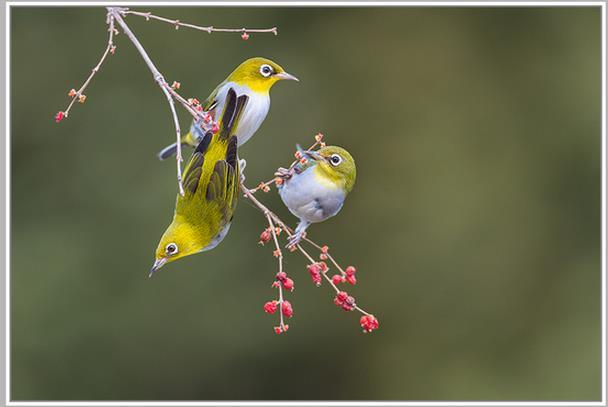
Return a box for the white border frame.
[4,2,606,406]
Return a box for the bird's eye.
[329,154,343,166]
[260,64,273,77]
[165,243,178,256]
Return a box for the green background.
[10,6,602,401]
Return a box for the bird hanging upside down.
[150,88,248,276]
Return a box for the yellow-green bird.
[158,57,298,160]
[150,88,248,275]
[277,146,356,248]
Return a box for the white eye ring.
[329,154,343,166]
[165,243,178,256]
[260,64,273,78]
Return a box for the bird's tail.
[157,142,183,161]
[158,130,202,160]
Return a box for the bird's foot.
[285,230,306,250]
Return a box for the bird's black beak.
[149,258,167,277]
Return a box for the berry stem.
[303,238,345,275]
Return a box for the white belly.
[278,168,345,224]
[213,82,270,146]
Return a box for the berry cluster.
[264,270,295,334]
[259,227,379,334]
[302,247,378,333]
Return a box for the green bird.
[277,146,356,248]
[151,88,247,275]
[157,57,298,160]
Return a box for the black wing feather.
[219,89,237,141]
[182,132,212,195]
[226,136,238,170]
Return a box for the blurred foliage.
[10,6,601,401]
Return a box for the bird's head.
[227,57,298,93]
[150,219,205,276]
[306,146,357,193]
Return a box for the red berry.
[321,245,329,254]
[281,301,293,318]
[332,274,344,285]
[274,326,282,334]
[307,263,321,274]
[345,266,356,276]
[307,263,323,286]
[263,301,278,314]
[54,111,65,123]
[346,274,357,285]
[259,229,271,245]
[241,31,249,40]
[275,272,287,282]
[360,315,379,333]
[271,281,280,288]
[334,291,349,307]
[319,262,329,273]
[283,277,295,291]
[212,123,219,133]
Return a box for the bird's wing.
[181,88,246,217]
[293,158,317,174]
[181,131,213,196]
[205,135,240,223]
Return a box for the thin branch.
[59,13,116,120]
[121,9,278,36]
[107,7,185,196]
